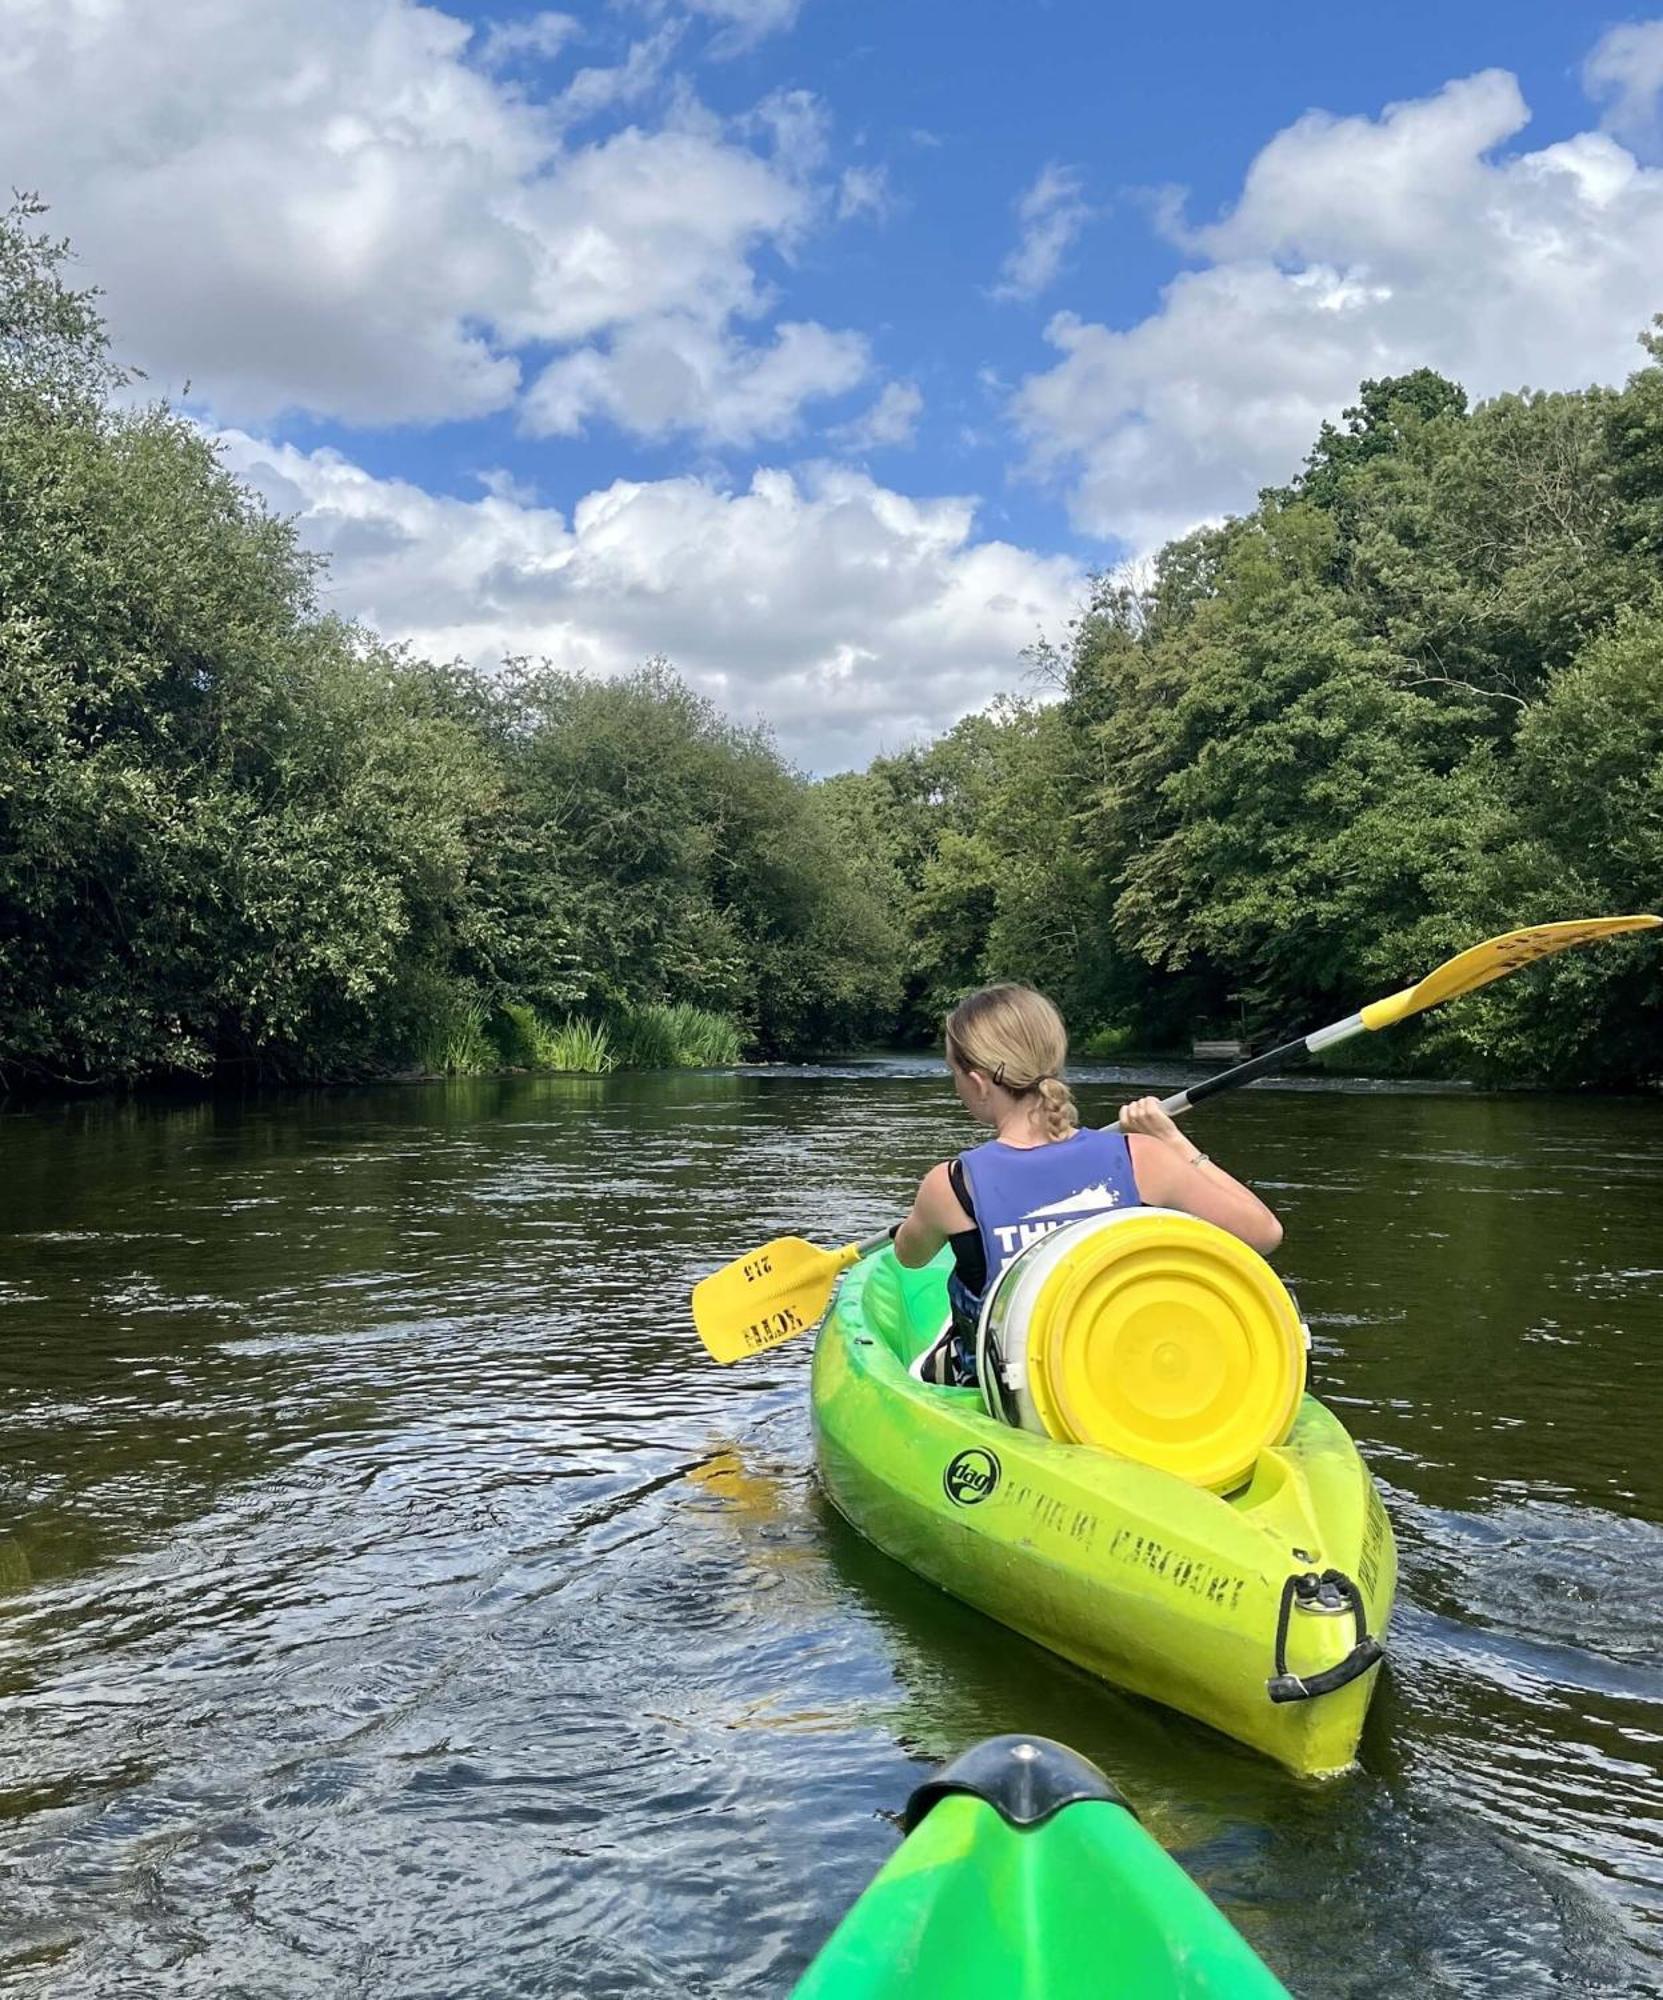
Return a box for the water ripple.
[0,1074,1659,1995]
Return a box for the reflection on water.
[0,1067,1659,1996]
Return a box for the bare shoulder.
[915,1159,972,1230]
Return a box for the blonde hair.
[945,984,1079,1141]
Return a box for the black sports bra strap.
[948,1156,975,1218]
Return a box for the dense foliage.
[2,200,1657,1091]
[0,203,899,1087]
[830,343,1663,1085]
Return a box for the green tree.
[1285,368,1469,513]
[1040,335,1663,1081]
[1447,610,1663,1085]
[0,202,495,1084]
[1607,317,1663,563]
[492,662,902,1054]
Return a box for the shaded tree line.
[825,356,1663,1086]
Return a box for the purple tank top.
[956,1127,1142,1305]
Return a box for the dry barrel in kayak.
[974,1206,1309,1491]
[792,1734,1290,1998]
[810,1234,1395,1777]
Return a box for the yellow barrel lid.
[1020,1210,1305,1491]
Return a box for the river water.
[0,1063,1659,1997]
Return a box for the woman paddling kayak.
[893,985,1284,1386]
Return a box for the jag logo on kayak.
[944,1448,1001,1506]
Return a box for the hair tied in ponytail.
[943,985,1081,1140]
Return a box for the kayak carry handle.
[1266,1569,1384,1705]
[903,1734,1132,1832]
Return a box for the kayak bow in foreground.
[793,1734,1290,1998]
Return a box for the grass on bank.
[415,990,741,1076]
[415,996,497,1078]
[607,1001,743,1069]
[539,1015,618,1074]
[1076,1024,1137,1058]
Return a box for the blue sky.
[4,1,1661,765]
[281,0,1620,552]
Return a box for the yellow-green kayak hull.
[811,1248,1395,1778]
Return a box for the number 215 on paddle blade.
[692,1236,827,1363]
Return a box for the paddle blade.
[692,1236,860,1365]
[1360,915,1662,1032]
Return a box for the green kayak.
[793,1734,1290,1998]
[812,1246,1394,1776]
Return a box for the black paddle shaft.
[1159,1028,1329,1117]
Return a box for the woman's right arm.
[1119,1098,1283,1255]
[893,1161,974,1268]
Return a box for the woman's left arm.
[1119,1098,1284,1255]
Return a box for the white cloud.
[503,123,808,342]
[994,162,1091,301]
[740,86,833,178]
[477,11,580,67]
[215,433,1082,770]
[477,467,542,505]
[683,0,805,57]
[622,0,805,58]
[837,164,891,221]
[0,0,851,438]
[831,380,923,451]
[523,315,869,444]
[1584,21,1663,148]
[0,0,538,425]
[1014,66,1663,548]
[550,24,684,126]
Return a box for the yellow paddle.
[1156,914,1662,1115]
[694,913,1660,1364]
[693,1231,894,1365]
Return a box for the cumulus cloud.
[1584,20,1663,149]
[215,433,1082,770]
[523,315,869,444]
[502,124,808,343]
[1014,66,1663,549]
[0,0,850,437]
[994,163,1092,301]
[831,380,924,451]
